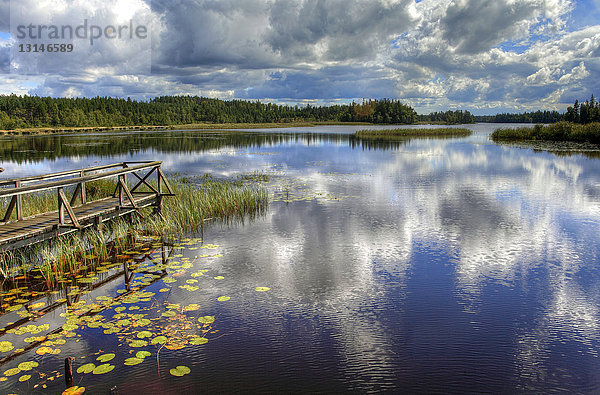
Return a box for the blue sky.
[1,0,599,115]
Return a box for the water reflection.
[0,126,599,392]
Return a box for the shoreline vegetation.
[0,175,268,283]
[355,127,472,139]
[490,122,600,144]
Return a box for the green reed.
[491,122,600,143]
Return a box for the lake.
[1,123,600,393]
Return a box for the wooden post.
[118,175,124,207]
[58,187,65,225]
[15,181,22,220]
[80,170,86,204]
[64,356,74,388]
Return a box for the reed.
[0,176,268,283]
[491,122,600,143]
[355,128,472,139]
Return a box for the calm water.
[1,124,600,393]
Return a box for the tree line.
[0,95,418,129]
[418,110,474,124]
[564,95,600,124]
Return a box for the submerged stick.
[64,356,74,388]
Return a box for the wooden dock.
[0,161,174,251]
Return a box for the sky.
[0,0,599,115]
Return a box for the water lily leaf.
[0,341,14,352]
[92,363,115,374]
[4,367,20,376]
[114,307,126,313]
[166,303,180,310]
[169,365,191,377]
[255,287,271,292]
[129,340,148,347]
[159,288,170,293]
[62,323,78,331]
[151,336,167,345]
[136,351,151,359]
[163,278,177,284]
[18,361,38,371]
[77,363,95,374]
[137,318,151,326]
[137,331,153,339]
[217,296,230,302]
[29,302,46,309]
[36,346,53,355]
[161,310,176,318]
[190,337,208,345]
[62,386,86,395]
[186,279,198,284]
[183,304,200,312]
[198,316,215,324]
[97,353,115,362]
[18,374,31,382]
[124,357,144,366]
[213,276,224,280]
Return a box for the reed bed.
[355,128,472,139]
[0,176,268,283]
[491,122,600,143]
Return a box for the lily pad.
[255,287,271,292]
[97,353,115,362]
[213,276,225,280]
[62,386,86,395]
[4,367,21,376]
[18,374,31,382]
[124,357,144,366]
[129,340,148,347]
[198,316,215,324]
[18,361,39,371]
[0,341,14,353]
[183,304,200,312]
[77,363,95,374]
[190,337,208,345]
[62,323,78,331]
[151,336,168,345]
[92,363,115,374]
[136,351,151,359]
[169,365,191,377]
[137,331,153,339]
[217,296,230,302]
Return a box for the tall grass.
[491,122,600,143]
[0,176,268,283]
[355,128,472,139]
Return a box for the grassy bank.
[490,122,600,144]
[0,176,268,283]
[355,127,472,139]
[0,121,374,136]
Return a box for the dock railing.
[0,161,174,228]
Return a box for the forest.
[0,95,417,129]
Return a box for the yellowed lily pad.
[4,367,20,376]
[18,361,39,371]
[63,385,86,395]
[255,287,271,292]
[169,365,191,377]
[0,341,14,353]
[77,363,95,374]
[92,363,115,374]
[217,296,230,302]
[151,336,168,345]
[198,316,215,324]
[190,337,208,345]
[18,374,31,382]
[97,353,115,362]
[124,357,144,366]
[130,340,148,347]
[136,351,151,359]
[137,331,153,339]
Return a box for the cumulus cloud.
[0,0,598,113]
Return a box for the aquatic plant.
[354,127,472,139]
[490,122,600,144]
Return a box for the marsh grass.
[491,122,600,144]
[355,128,472,139]
[0,176,268,284]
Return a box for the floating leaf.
[136,351,151,359]
[161,310,176,318]
[137,331,153,339]
[63,386,86,395]
[197,316,215,324]
[4,367,20,376]
[169,365,191,377]
[36,346,53,355]
[124,357,144,366]
[114,306,126,313]
[77,363,95,374]
[0,341,14,353]
[213,276,224,280]
[137,319,151,326]
[129,340,148,348]
[255,287,271,292]
[159,288,170,293]
[62,323,78,331]
[217,296,230,302]
[17,361,38,371]
[183,304,200,312]
[151,336,167,345]
[190,337,208,345]
[29,302,46,309]
[18,374,31,382]
[97,353,115,362]
[186,279,198,284]
[163,278,177,284]
[92,363,115,375]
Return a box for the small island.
[355,127,472,139]
[490,122,600,144]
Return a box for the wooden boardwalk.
[0,162,173,251]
